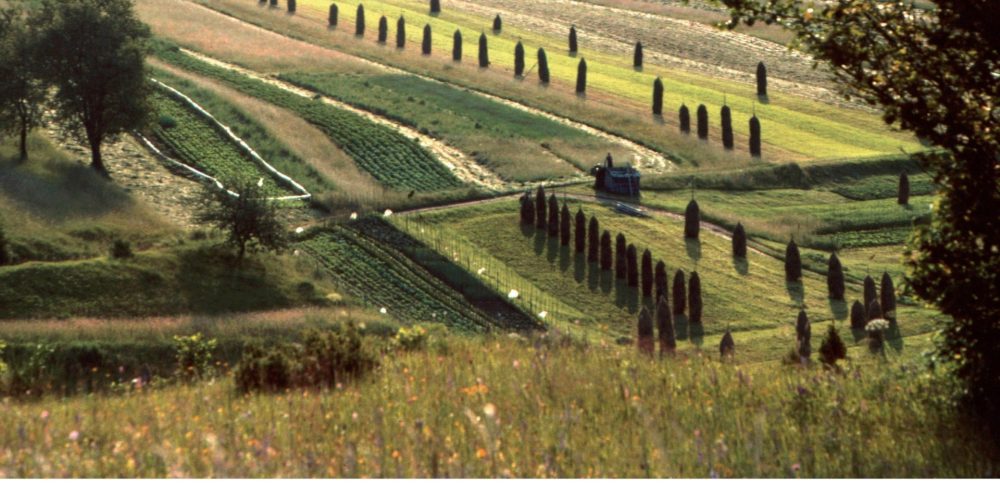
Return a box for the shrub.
[514,41,525,76]
[827,252,845,300]
[696,104,709,140]
[615,233,628,280]
[568,25,577,53]
[688,271,703,323]
[396,16,406,49]
[588,215,599,261]
[422,24,432,55]
[720,329,735,359]
[478,32,489,67]
[288,0,296,13]
[633,41,643,68]
[880,272,897,317]
[560,203,571,246]
[732,222,747,259]
[110,239,133,259]
[329,4,338,26]
[492,14,502,33]
[795,310,811,360]
[721,104,734,150]
[173,333,218,382]
[785,239,802,282]
[392,324,430,351]
[863,275,877,312]
[749,115,762,157]
[656,295,675,355]
[576,58,587,94]
[641,249,653,297]
[157,114,177,129]
[234,341,297,393]
[538,48,549,83]
[654,260,667,301]
[679,104,690,134]
[430,0,440,14]
[453,30,462,61]
[355,4,365,36]
[547,194,559,237]
[898,171,910,205]
[535,185,546,230]
[600,230,612,270]
[819,324,847,367]
[672,269,686,315]
[377,16,388,43]
[637,307,654,355]
[575,208,586,253]
[195,175,288,261]
[652,77,663,115]
[850,300,867,330]
[684,199,700,239]
[756,61,767,97]
[626,244,638,287]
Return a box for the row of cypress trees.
[672,100,762,157]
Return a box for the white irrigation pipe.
[141,79,312,202]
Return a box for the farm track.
[174,0,672,175]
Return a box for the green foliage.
[850,300,867,330]
[173,333,218,382]
[377,15,387,43]
[863,275,877,312]
[880,272,896,317]
[110,239,133,260]
[615,233,627,280]
[0,226,9,266]
[626,244,638,288]
[785,239,801,282]
[329,3,338,26]
[672,269,686,315]
[355,4,365,36]
[396,16,406,49]
[756,61,767,97]
[547,195,559,237]
[535,186,546,230]
[514,40,525,77]
[696,104,709,140]
[656,295,675,355]
[492,14,502,33]
[684,199,700,239]
[654,260,667,302]
[430,0,440,15]
[575,208,586,254]
[478,32,489,68]
[633,41,643,68]
[721,104,734,150]
[0,6,46,163]
[196,176,287,260]
[898,172,910,205]
[452,29,462,61]
[679,104,691,134]
[519,193,535,226]
[652,78,663,115]
[287,0,297,13]
[688,271,703,324]
[537,47,549,83]
[641,249,653,297]
[422,24,431,55]
[819,324,847,367]
[732,222,747,259]
[600,230,612,270]
[637,307,654,354]
[827,252,845,300]
[568,25,577,53]
[749,115,762,157]
[587,215,599,261]
[720,329,735,359]
[560,203,571,247]
[796,310,811,360]
[576,58,587,94]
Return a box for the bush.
[626,244,638,287]
[721,104,734,150]
[684,199,700,239]
[157,114,177,129]
[672,269,686,315]
[898,171,910,205]
[819,324,847,367]
[656,295,675,355]
[850,300,867,330]
[679,104,690,134]
[785,239,802,282]
[396,16,406,49]
[234,341,297,393]
[568,25,577,53]
[110,239,133,259]
[478,32,489,68]
[422,24,432,55]
[749,115,762,157]
[195,175,288,261]
[453,30,462,61]
[688,271,702,323]
[535,185,547,229]
[576,58,587,94]
[538,48,549,83]
[696,104,709,140]
[393,324,430,351]
[732,222,747,259]
[173,333,218,382]
[575,208,586,253]
[756,61,767,97]
[355,4,365,36]
[827,252,845,300]
[329,4,338,26]
[720,329,735,359]
[637,307,654,355]
[654,260,667,301]
[795,310,811,360]
[880,272,897,317]
[641,249,653,297]
[652,77,663,115]
[547,194,559,237]
[588,216,599,262]
[600,230,612,270]
[633,41,643,68]
[615,233,627,280]
[514,41,525,76]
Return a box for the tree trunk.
[88,136,109,178]
[19,115,28,163]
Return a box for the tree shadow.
[600,268,613,294]
[757,95,770,105]
[652,115,665,125]
[559,245,571,272]
[732,256,749,276]
[685,238,702,263]
[674,315,689,341]
[850,327,867,343]
[588,261,600,291]
[886,321,904,352]
[574,253,586,284]
[689,322,705,347]
[828,298,848,321]
[545,235,559,263]
[533,228,546,256]
[614,278,639,314]
[785,280,804,306]
[520,223,535,238]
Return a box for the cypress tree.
[863,275,877,313]
[898,172,910,205]
[657,295,675,355]
[520,195,535,226]
[796,310,812,359]
[638,307,655,355]
[478,32,489,67]
[819,324,847,367]
[396,16,406,48]
[538,48,550,83]
[868,299,883,321]
[576,58,587,94]
[696,104,709,140]
[652,77,663,115]
[575,208,586,254]
[0,227,9,266]
[422,24,432,55]
[568,25,578,54]
[270,0,278,8]
[827,252,845,300]
[756,61,767,97]
[547,194,559,237]
[288,0,296,13]
[535,186,546,230]
[329,4,339,26]
[850,300,867,330]
[492,14,502,33]
[600,230,612,270]
[615,233,628,280]
[684,199,700,239]
[641,249,653,297]
[679,104,690,134]
[654,260,667,302]
[785,239,802,282]
[560,203,571,246]
[720,329,735,359]
[688,271,703,323]
[721,104,734,150]
[514,41,525,77]
[749,115,762,157]
[430,0,440,14]
[377,16,388,43]
[880,272,896,317]
[452,30,462,61]
[633,41,643,68]
[672,269,686,315]
[588,216,599,262]
[732,222,747,259]
[355,4,365,36]
[626,244,639,288]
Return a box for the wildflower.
[383,209,393,218]
[39,410,49,421]
[476,448,489,459]
[350,212,358,220]
[477,268,486,275]
[791,462,801,473]
[865,319,891,332]
[295,227,305,234]
[508,290,519,299]
[512,360,520,369]
[380,307,387,314]
[538,311,548,319]
[68,430,80,441]
[483,403,497,418]
[257,178,264,188]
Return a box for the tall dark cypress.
[785,239,802,282]
[329,4,339,26]
[377,16,388,43]
[720,329,735,359]
[288,0,296,13]
[696,104,709,140]
[588,216,599,262]
[355,4,365,36]
[880,272,896,316]
[850,300,867,330]
[270,0,278,8]
[684,199,700,239]
[672,270,686,315]
[520,195,535,226]
[626,244,639,288]
[641,249,653,297]
[560,203,571,246]
[756,61,767,97]
[732,222,747,259]
[575,208,586,253]
[657,295,675,355]
[796,310,812,359]
[615,233,628,280]
[637,307,655,355]
[633,41,643,68]
[576,58,587,94]
[600,230,612,270]
[538,48,549,83]
[827,252,845,300]
[688,271,702,323]
[652,77,663,115]
[547,194,559,237]
[535,186,546,230]
[430,0,440,14]
[749,115,762,157]
[422,24,432,55]
[396,16,406,48]
[654,261,667,302]
[863,275,877,313]
[452,30,462,61]
[478,32,489,67]
[514,41,525,77]
[898,172,910,205]
[721,104,734,150]
[679,104,690,134]
[568,25,578,54]
[868,299,883,321]
[492,14,502,33]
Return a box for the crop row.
[152,42,462,192]
[300,225,496,332]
